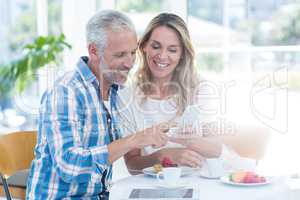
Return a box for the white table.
[110,174,296,200]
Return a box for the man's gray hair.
[86,10,135,52]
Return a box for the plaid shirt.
[26,57,121,199]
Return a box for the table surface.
[110,173,294,200]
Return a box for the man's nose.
[123,54,136,69]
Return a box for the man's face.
[100,29,137,86]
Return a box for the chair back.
[0,131,37,178]
[220,125,271,161]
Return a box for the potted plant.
[0,34,71,97]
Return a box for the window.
[114,0,172,36]
[0,0,36,64]
[0,0,37,131]
[188,0,300,78]
[0,0,63,132]
[187,0,300,174]
[48,0,62,35]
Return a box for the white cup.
[205,158,225,178]
[156,167,182,185]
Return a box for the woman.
[117,13,248,174]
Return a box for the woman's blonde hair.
[136,13,200,114]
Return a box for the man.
[26,10,169,199]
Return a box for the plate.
[142,166,199,177]
[220,176,272,186]
[198,170,221,179]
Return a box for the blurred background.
[0,0,299,180]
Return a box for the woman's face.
[143,26,182,82]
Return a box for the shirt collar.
[76,56,97,84]
[76,56,119,94]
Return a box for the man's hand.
[130,122,172,149]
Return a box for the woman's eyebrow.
[168,45,180,48]
[151,40,180,47]
[151,40,160,44]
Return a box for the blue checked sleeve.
[41,85,109,183]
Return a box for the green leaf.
[0,34,71,96]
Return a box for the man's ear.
[88,43,99,60]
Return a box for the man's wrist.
[126,133,141,150]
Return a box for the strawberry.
[230,171,267,184]
[243,174,254,183]
[244,172,257,183]
[161,157,177,167]
[240,171,266,183]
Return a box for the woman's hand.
[169,136,222,158]
[157,148,204,168]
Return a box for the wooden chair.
[0,131,37,200]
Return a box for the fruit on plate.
[229,171,266,184]
[153,157,177,173]
[153,164,163,173]
[161,157,177,167]
[230,171,246,183]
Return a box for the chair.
[219,125,271,161]
[0,131,37,200]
